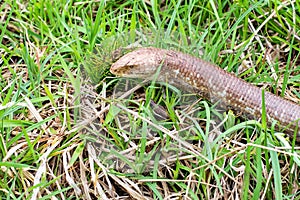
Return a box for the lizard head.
[110,47,162,79]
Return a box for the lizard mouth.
[110,65,152,78]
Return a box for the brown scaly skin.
[110,47,300,140]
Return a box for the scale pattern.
[110,47,300,138]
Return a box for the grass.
[1,0,300,199]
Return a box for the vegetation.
[1,0,300,199]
